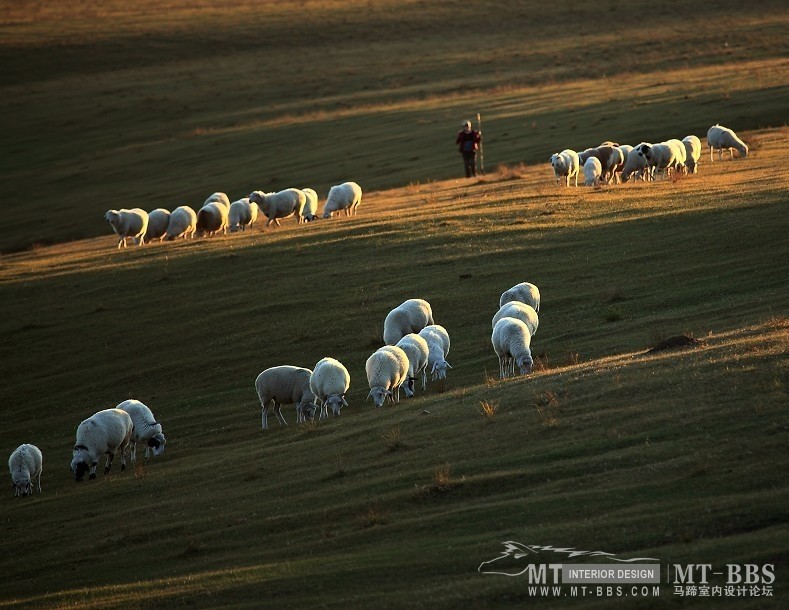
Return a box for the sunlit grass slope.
[2,0,789,250]
[0,126,787,608]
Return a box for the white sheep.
[611,145,633,183]
[203,192,231,209]
[143,208,171,243]
[254,366,318,429]
[499,282,540,312]
[578,145,620,184]
[383,298,435,345]
[300,188,319,222]
[165,205,198,240]
[249,189,306,228]
[620,144,653,182]
[639,140,686,179]
[228,198,259,232]
[104,208,149,249]
[492,301,539,336]
[583,156,602,187]
[71,408,134,481]
[309,357,351,419]
[395,333,430,398]
[8,444,42,497]
[418,324,452,381]
[549,149,580,187]
[196,201,229,236]
[681,135,702,174]
[492,317,534,379]
[115,399,166,462]
[322,181,362,218]
[707,124,748,161]
[366,345,409,407]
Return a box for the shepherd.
[455,119,482,178]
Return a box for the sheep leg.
[35,471,42,493]
[274,403,288,427]
[89,463,98,479]
[261,406,269,430]
[104,452,114,474]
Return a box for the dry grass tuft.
[478,400,498,422]
[361,505,387,528]
[381,426,405,452]
[534,391,561,427]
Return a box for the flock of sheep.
[7,281,542,495]
[103,181,363,249]
[549,123,749,187]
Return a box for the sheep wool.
[707,124,748,161]
[549,149,580,187]
[249,189,306,228]
[203,192,231,210]
[492,301,539,336]
[228,198,258,232]
[366,346,409,407]
[681,135,702,174]
[395,333,430,398]
[144,208,171,243]
[499,282,541,312]
[383,298,435,345]
[492,317,534,379]
[322,182,362,218]
[71,408,134,481]
[8,444,43,497]
[418,324,452,381]
[309,357,351,419]
[165,206,198,240]
[583,156,602,187]
[116,399,166,462]
[196,201,229,236]
[104,208,149,249]
[300,188,319,222]
[255,366,318,429]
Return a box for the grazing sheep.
[254,366,318,429]
[583,156,603,187]
[395,333,430,398]
[104,208,149,249]
[116,399,166,462]
[418,324,452,381]
[203,192,231,209]
[383,298,435,345]
[638,140,686,179]
[71,408,134,481]
[492,301,539,336]
[707,124,748,161]
[142,208,171,243]
[322,181,363,218]
[611,145,633,183]
[8,444,42,497]
[300,188,319,222]
[578,145,620,184]
[500,282,541,312]
[681,135,702,174]
[309,357,351,419]
[549,149,580,187]
[249,189,306,228]
[228,198,259,232]
[366,346,409,407]
[196,201,229,236]
[622,142,652,182]
[165,206,198,240]
[492,317,533,379]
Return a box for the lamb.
[499,282,541,312]
[583,156,603,187]
[203,192,231,209]
[707,124,748,161]
[418,324,452,381]
[254,366,319,429]
[492,301,539,336]
[71,408,134,481]
[249,189,306,228]
[681,135,702,174]
[104,208,149,249]
[196,201,229,236]
[549,149,580,187]
[491,317,534,379]
[143,208,171,243]
[165,205,198,240]
[322,181,363,218]
[395,333,430,398]
[300,188,319,222]
[366,345,409,407]
[8,444,42,497]
[578,145,620,184]
[620,144,653,182]
[383,298,435,345]
[638,140,686,179]
[115,399,166,462]
[309,357,351,419]
[228,198,259,232]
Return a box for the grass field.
[1,1,788,608]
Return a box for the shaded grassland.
[2,0,789,251]
[0,124,787,607]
